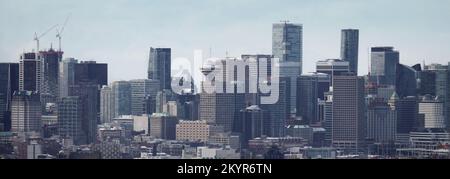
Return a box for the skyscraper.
[331,74,365,153]
[58,96,85,144]
[296,73,330,125]
[236,105,269,148]
[370,47,400,86]
[148,47,171,90]
[19,52,41,92]
[59,58,78,98]
[40,48,63,101]
[389,95,418,143]
[100,85,114,124]
[69,82,99,144]
[11,91,42,134]
[366,98,397,143]
[0,63,19,131]
[422,64,449,129]
[129,79,160,116]
[341,29,359,75]
[260,77,291,137]
[396,64,418,98]
[272,22,302,113]
[112,81,132,117]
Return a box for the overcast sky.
[1,0,450,82]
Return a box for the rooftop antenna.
[56,13,71,52]
[34,24,58,53]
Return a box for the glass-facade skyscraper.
[370,47,400,86]
[148,47,171,91]
[341,29,359,75]
[272,22,302,114]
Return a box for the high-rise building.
[331,74,365,153]
[321,91,333,145]
[236,105,269,148]
[148,47,171,90]
[69,82,99,144]
[389,95,418,143]
[396,64,418,98]
[419,95,446,129]
[177,92,199,121]
[59,58,78,98]
[260,77,291,137]
[11,91,41,134]
[296,73,330,124]
[370,47,400,86]
[40,48,63,102]
[57,96,85,145]
[316,59,350,76]
[111,81,131,117]
[366,98,397,143]
[422,64,449,129]
[341,29,359,75]
[100,85,114,124]
[0,63,19,131]
[129,79,160,116]
[272,22,302,113]
[149,113,178,140]
[156,89,177,114]
[19,52,41,92]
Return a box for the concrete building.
[100,85,114,124]
[11,91,41,134]
[57,96,85,145]
[419,95,446,129]
[176,120,212,142]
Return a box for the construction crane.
[56,14,71,52]
[34,24,58,52]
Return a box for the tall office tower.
[100,86,114,124]
[419,95,446,129]
[57,97,85,145]
[388,94,418,143]
[260,77,291,137]
[143,95,156,115]
[272,22,302,114]
[149,113,178,140]
[69,82,99,144]
[341,29,359,75]
[316,59,350,76]
[59,58,78,98]
[370,47,400,86]
[111,81,131,117]
[396,64,418,98]
[19,52,42,92]
[331,74,365,153]
[129,79,160,116]
[417,70,436,96]
[73,61,108,123]
[366,98,397,144]
[236,105,269,148]
[148,47,171,90]
[11,91,42,134]
[40,48,63,102]
[422,64,449,128]
[0,63,19,131]
[297,73,330,125]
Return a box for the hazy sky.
[1,0,450,83]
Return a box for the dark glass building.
[341,29,359,75]
[296,73,330,125]
[370,47,399,86]
[0,63,19,131]
[148,47,171,90]
[396,64,418,98]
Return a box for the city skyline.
[1,0,450,83]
